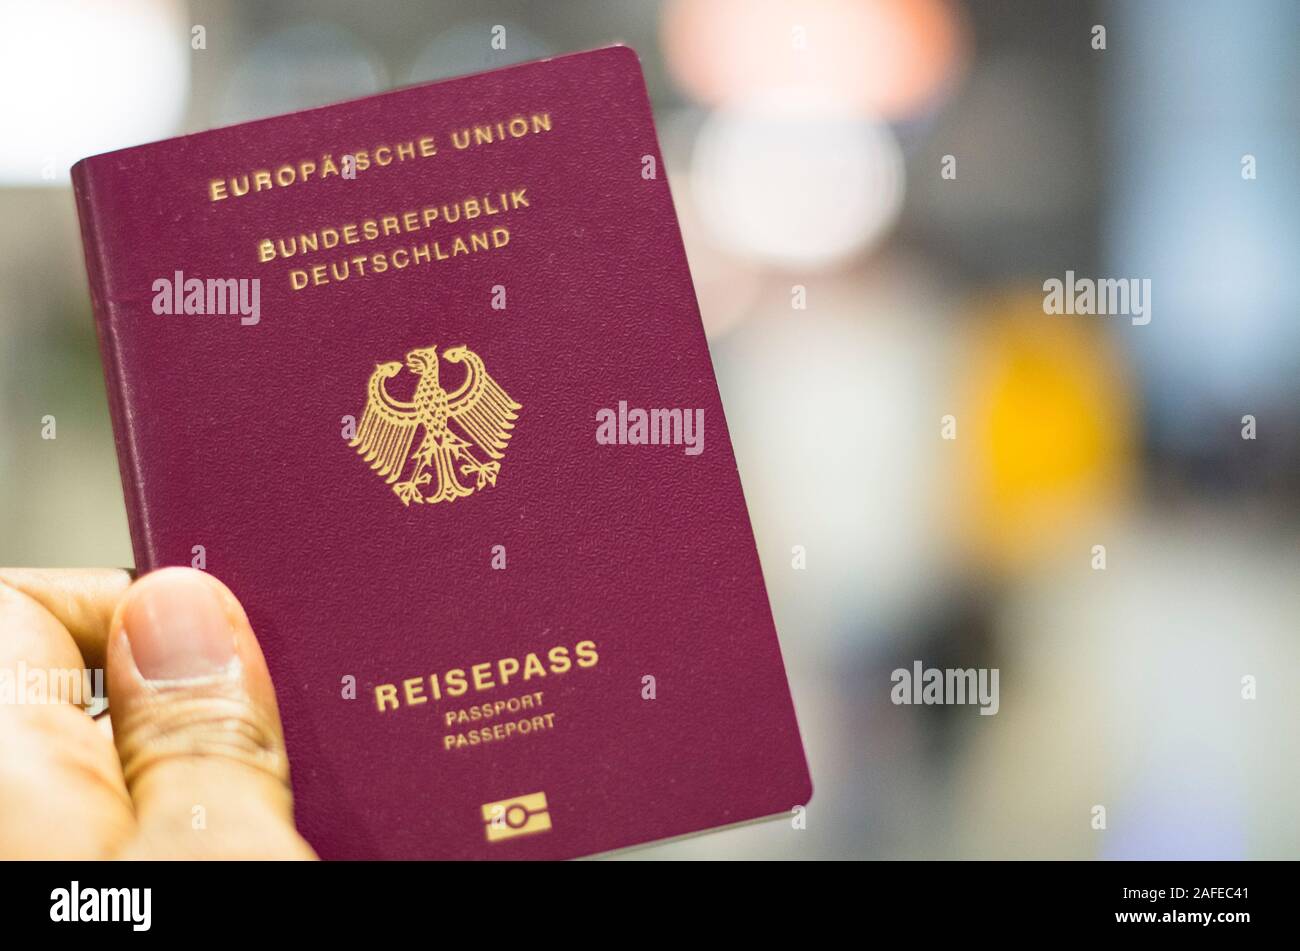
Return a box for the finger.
[0,582,134,858]
[0,568,131,672]
[107,567,314,859]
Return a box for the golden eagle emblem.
[350,344,521,505]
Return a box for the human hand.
[0,566,315,859]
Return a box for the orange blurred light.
[662,0,968,119]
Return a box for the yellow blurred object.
[952,293,1137,573]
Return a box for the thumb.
[107,567,313,859]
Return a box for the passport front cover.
[72,46,811,859]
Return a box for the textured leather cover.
[71,46,811,859]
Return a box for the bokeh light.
[663,0,967,119]
[691,91,905,269]
[0,0,189,184]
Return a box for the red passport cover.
[71,46,811,859]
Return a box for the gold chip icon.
[481,791,552,842]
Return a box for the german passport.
[72,46,811,859]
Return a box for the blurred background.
[0,0,1296,858]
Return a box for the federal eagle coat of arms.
[350,344,521,505]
